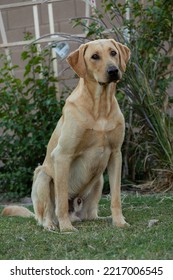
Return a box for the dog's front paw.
[112,216,130,228]
[43,221,57,231]
[59,220,78,233]
[60,225,78,233]
[115,221,130,228]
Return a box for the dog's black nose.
[107,66,119,82]
[107,66,119,76]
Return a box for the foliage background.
[0,0,173,199]
[0,42,64,199]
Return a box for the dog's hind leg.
[31,168,56,230]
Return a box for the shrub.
[0,43,64,200]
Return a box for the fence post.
[0,10,13,73]
[48,2,60,100]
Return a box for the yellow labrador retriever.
[2,39,130,232]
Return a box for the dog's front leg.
[108,150,128,227]
[52,148,76,232]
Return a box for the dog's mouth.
[98,76,120,86]
[98,81,107,86]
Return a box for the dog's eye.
[110,50,117,57]
[91,54,100,60]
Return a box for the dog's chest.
[74,125,118,170]
[92,118,109,131]
[69,120,124,196]
[78,116,123,152]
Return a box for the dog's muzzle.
[98,66,120,86]
[107,66,119,83]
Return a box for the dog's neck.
[81,78,117,120]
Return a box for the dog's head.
[67,39,130,85]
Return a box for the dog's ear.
[110,39,131,72]
[66,44,87,78]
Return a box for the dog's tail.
[1,205,35,218]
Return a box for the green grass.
[0,193,173,260]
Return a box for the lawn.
[0,193,173,260]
